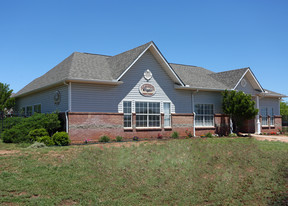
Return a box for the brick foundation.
[67,112,282,143]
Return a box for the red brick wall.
[67,112,282,143]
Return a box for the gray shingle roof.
[14,41,284,97]
[170,63,228,90]
[209,68,248,89]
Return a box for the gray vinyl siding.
[15,85,68,114]
[71,50,223,114]
[235,76,258,95]
[193,91,223,114]
[259,97,280,115]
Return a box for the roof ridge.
[169,62,199,67]
[213,67,249,74]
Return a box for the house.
[14,41,286,142]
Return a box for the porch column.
[256,96,261,134]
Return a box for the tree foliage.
[222,90,258,132]
[0,82,15,114]
[280,101,288,116]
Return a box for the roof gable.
[114,42,185,86]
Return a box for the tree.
[222,90,258,133]
[280,101,288,116]
[0,82,15,115]
[280,101,288,125]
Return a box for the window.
[261,107,274,126]
[136,102,160,127]
[26,106,32,116]
[270,108,274,126]
[123,101,132,128]
[164,102,171,127]
[34,104,41,113]
[195,104,214,126]
[261,108,268,125]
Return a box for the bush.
[37,136,55,146]
[2,117,23,132]
[171,131,179,139]
[133,136,139,141]
[228,133,238,137]
[2,127,27,143]
[99,135,110,142]
[1,113,61,143]
[28,142,47,148]
[116,136,123,142]
[28,128,49,142]
[52,132,70,146]
[205,132,213,138]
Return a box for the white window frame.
[163,102,171,128]
[135,101,161,128]
[123,101,132,128]
[195,104,214,127]
[270,108,274,126]
[261,107,268,126]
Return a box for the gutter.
[175,85,232,92]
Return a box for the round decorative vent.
[241,79,247,87]
[139,83,156,97]
[144,69,152,80]
[54,90,61,105]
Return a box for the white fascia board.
[233,68,264,92]
[149,44,185,86]
[175,85,232,92]
[116,42,185,86]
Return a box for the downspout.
[63,81,72,133]
[191,90,198,137]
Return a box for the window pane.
[136,115,147,127]
[124,115,132,127]
[149,115,160,127]
[195,115,203,126]
[34,105,41,113]
[164,103,171,127]
[149,102,160,114]
[123,101,131,113]
[136,102,147,114]
[26,106,32,116]
[204,116,213,126]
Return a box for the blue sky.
[1,0,287,100]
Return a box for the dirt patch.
[0,150,20,155]
[251,134,288,143]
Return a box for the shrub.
[37,136,55,146]
[28,128,49,142]
[133,136,139,141]
[228,133,237,137]
[171,131,179,139]
[116,136,123,142]
[2,117,23,132]
[205,132,213,138]
[157,133,163,139]
[2,127,27,143]
[1,113,61,143]
[52,132,70,146]
[99,135,110,142]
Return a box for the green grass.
[0,138,287,205]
